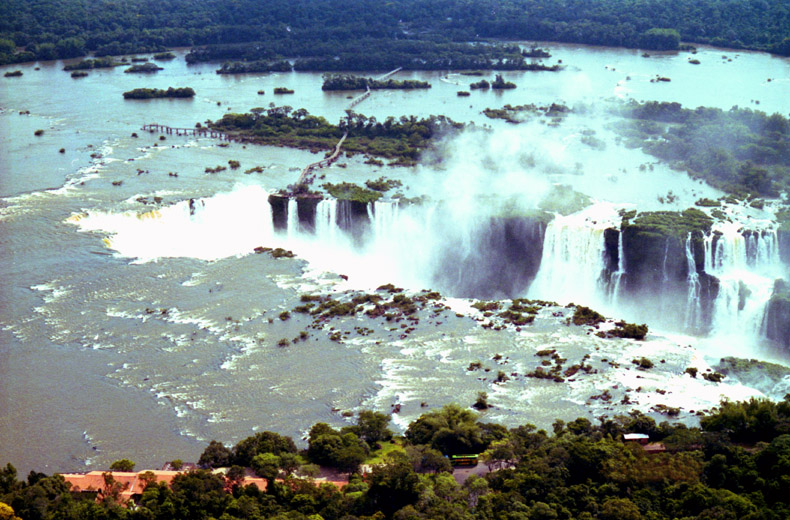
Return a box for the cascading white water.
[70,185,275,261]
[286,198,299,236]
[705,222,781,340]
[684,233,702,330]
[609,227,626,304]
[315,199,338,242]
[529,209,614,307]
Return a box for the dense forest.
[1,0,789,66]
[615,101,790,198]
[1,397,790,519]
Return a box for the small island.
[122,87,195,99]
[124,62,164,73]
[70,70,88,78]
[273,87,294,94]
[4,70,22,77]
[63,57,123,71]
[321,73,431,91]
[152,52,176,60]
[216,60,292,74]
[491,73,516,89]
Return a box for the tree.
[365,459,421,517]
[405,404,488,455]
[251,453,280,487]
[0,502,21,520]
[599,498,642,520]
[233,431,297,467]
[109,459,135,472]
[344,410,393,444]
[405,445,452,473]
[199,440,233,468]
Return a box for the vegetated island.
[2,0,790,66]
[208,106,462,166]
[63,57,123,71]
[613,100,790,198]
[122,87,195,99]
[216,60,292,74]
[1,396,789,519]
[470,74,516,90]
[124,62,163,73]
[321,73,431,91]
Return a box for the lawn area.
[365,439,407,465]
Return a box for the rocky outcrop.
[268,194,289,231]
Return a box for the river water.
[1,44,789,474]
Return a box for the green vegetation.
[364,177,402,192]
[63,57,122,71]
[490,73,516,89]
[3,70,22,77]
[152,52,175,60]
[597,321,649,340]
[3,397,790,518]
[108,458,135,472]
[69,70,87,78]
[321,182,381,203]
[616,101,790,197]
[469,79,490,89]
[122,87,195,99]
[273,87,294,94]
[2,0,790,67]
[216,60,292,74]
[321,74,431,91]
[123,62,163,73]
[571,305,605,326]
[209,106,461,165]
[623,208,713,239]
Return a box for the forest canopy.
[1,0,789,65]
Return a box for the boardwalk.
[142,124,231,140]
[141,65,402,191]
[297,132,348,185]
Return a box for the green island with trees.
[2,397,790,519]
[3,0,789,67]
[321,74,431,91]
[614,101,790,198]
[122,87,195,99]
[208,106,462,166]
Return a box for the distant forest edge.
[1,0,789,66]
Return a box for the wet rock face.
[296,197,321,233]
[433,217,546,299]
[612,227,717,332]
[268,194,289,231]
[764,281,790,348]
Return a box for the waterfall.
[315,199,338,242]
[684,233,702,330]
[287,198,299,236]
[529,212,609,306]
[609,229,625,304]
[706,224,781,340]
[370,201,400,240]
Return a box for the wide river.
[1,43,789,474]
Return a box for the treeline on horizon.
[1,397,790,520]
[1,0,789,66]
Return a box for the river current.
[1,44,789,474]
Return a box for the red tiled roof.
[59,470,267,503]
